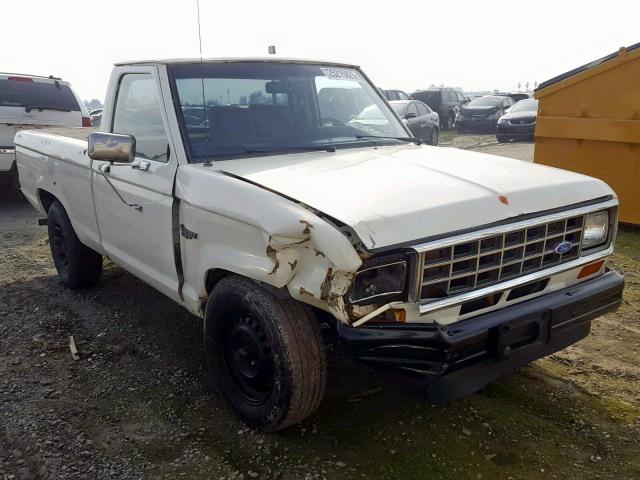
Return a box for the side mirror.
[88,132,136,163]
[405,111,417,119]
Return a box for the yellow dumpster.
[534,42,640,224]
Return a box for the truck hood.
[216,145,613,250]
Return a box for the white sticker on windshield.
[320,67,360,82]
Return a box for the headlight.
[497,116,508,124]
[350,261,407,304]
[456,114,464,121]
[582,211,609,249]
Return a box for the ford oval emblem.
[554,241,573,254]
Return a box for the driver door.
[91,67,181,302]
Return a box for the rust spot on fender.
[498,195,509,205]
[266,245,279,274]
[300,220,313,235]
[320,267,333,300]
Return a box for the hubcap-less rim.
[51,224,70,270]
[222,313,274,404]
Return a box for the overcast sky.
[2,0,638,101]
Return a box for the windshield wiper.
[207,145,337,158]
[24,105,71,113]
[355,135,423,145]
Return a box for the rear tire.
[430,128,439,146]
[204,275,327,431]
[47,201,103,289]
[496,135,509,143]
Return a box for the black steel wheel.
[204,275,327,431]
[221,312,275,405]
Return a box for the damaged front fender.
[175,165,365,323]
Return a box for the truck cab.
[15,58,624,431]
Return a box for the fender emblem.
[554,241,572,254]
[180,224,198,240]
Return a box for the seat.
[207,106,257,143]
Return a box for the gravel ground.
[1,138,639,479]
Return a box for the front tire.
[496,134,509,143]
[204,275,327,431]
[47,201,103,289]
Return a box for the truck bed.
[29,127,96,141]
[14,127,99,248]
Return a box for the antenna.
[195,0,210,165]
[196,0,204,62]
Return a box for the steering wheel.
[320,116,346,126]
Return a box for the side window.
[416,103,429,116]
[398,91,410,101]
[112,73,169,162]
[457,92,465,102]
[406,102,418,117]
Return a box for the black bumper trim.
[338,270,624,402]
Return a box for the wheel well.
[205,269,233,294]
[38,189,58,213]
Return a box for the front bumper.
[457,118,498,131]
[496,122,535,137]
[338,270,624,402]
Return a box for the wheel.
[204,275,327,431]
[430,128,439,146]
[496,135,509,143]
[47,201,103,289]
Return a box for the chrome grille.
[419,214,585,299]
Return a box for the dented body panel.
[174,163,362,321]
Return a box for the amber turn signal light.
[393,309,407,323]
[578,260,605,279]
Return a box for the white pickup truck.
[15,58,624,431]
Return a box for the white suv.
[0,73,89,188]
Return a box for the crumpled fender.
[175,165,363,322]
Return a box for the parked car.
[380,89,410,101]
[15,58,623,431]
[456,95,515,132]
[389,100,439,145]
[0,73,89,188]
[496,98,539,143]
[411,88,466,130]
[496,92,532,103]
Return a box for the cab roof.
[114,57,360,69]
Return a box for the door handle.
[132,160,150,172]
[96,164,142,211]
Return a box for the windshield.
[0,78,80,110]
[169,62,408,161]
[510,98,538,112]
[467,96,503,107]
